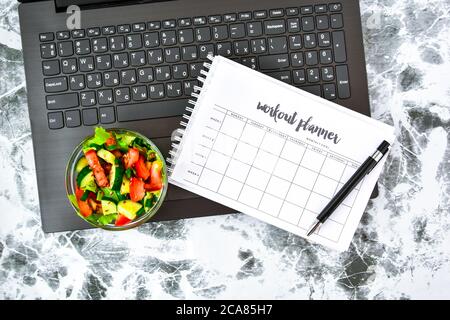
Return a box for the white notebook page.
[169,56,395,251]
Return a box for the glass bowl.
[65,128,168,230]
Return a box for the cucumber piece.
[101,200,117,215]
[120,176,130,194]
[97,149,116,164]
[76,166,91,187]
[80,172,97,192]
[109,162,124,191]
[80,190,90,201]
[117,200,142,220]
[136,206,146,217]
[75,157,88,173]
[143,192,155,209]
[96,190,104,201]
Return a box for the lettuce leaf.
[83,127,110,151]
[68,194,79,210]
[97,214,117,226]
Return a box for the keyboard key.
[286,7,298,16]
[301,16,315,32]
[178,29,194,44]
[75,39,91,55]
[264,20,285,35]
[149,84,165,99]
[212,25,228,41]
[193,17,207,25]
[56,31,70,40]
[318,32,331,47]
[316,15,329,30]
[102,26,116,35]
[148,49,164,64]
[155,66,171,81]
[72,29,85,38]
[103,71,120,87]
[183,80,197,95]
[230,24,246,38]
[251,38,267,54]
[182,46,198,60]
[120,69,137,85]
[99,106,116,124]
[178,18,192,27]
[331,14,343,29]
[336,65,350,98]
[162,20,176,29]
[305,51,318,65]
[138,67,154,83]
[166,82,182,97]
[144,32,160,48]
[238,12,252,20]
[293,69,306,84]
[287,18,300,33]
[42,60,60,76]
[268,71,291,83]
[195,27,211,42]
[329,3,342,12]
[164,47,181,63]
[131,85,148,101]
[65,110,81,128]
[81,91,96,106]
[321,66,334,81]
[307,68,320,83]
[46,93,78,110]
[234,40,250,55]
[130,50,146,66]
[147,21,161,30]
[98,89,114,104]
[79,56,95,72]
[304,34,317,48]
[223,13,237,22]
[82,108,98,126]
[301,85,321,97]
[69,74,85,90]
[173,64,188,79]
[332,31,347,62]
[61,58,77,74]
[208,15,222,24]
[110,36,125,51]
[315,5,328,13]
[115,87,131,103]
[96,54,112,70]
[87,73,102,88]
[44,76,68,93]
[269,8,284,18]
[268,37,287,54]
[48,112,64,129]
[57,41,73,57]
[117,99,189,122]
[247,22,263,37]
[290,52,304,67]
[199,44,214,59]
[39,32,54,42]
[92,38,108,53]
[253,10,267,19]
[300,6,313,14]
[216,42,232,56]
[240,56,257,69]
[133,22,146,32]
[118,25,131,33]
[320,49,333,64]
[323,83,336,100]
[289,35,302,50]
[127,34,143,50]
[40,43,56,59]
[189,62,204,77]
[161,30,177,45]
[87,27,101,36]
[259,54,289,70]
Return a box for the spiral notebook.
[168,55,395,251]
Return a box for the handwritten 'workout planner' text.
[168,56,394,251]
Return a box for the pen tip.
[307,221,321,237]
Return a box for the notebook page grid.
[183,104,364,244]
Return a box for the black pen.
[307,140,391,237]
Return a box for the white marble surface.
[0,0,449,299]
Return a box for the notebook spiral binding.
[167,54,215,175]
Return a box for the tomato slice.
[115,214,132,226]
[105,134,116,147]
[144,161,163,191]
[75,187,93,217]
[124,148,140,169]
[130,177,146,202]
[85,149,109,187]
[135,155,150,180]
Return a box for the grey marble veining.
[0,0,449,299]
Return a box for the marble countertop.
[1,0,449,299]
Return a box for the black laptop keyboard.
[39,3,349,130]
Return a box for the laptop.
[18,0,375,232]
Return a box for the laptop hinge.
[54,0,173,12]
